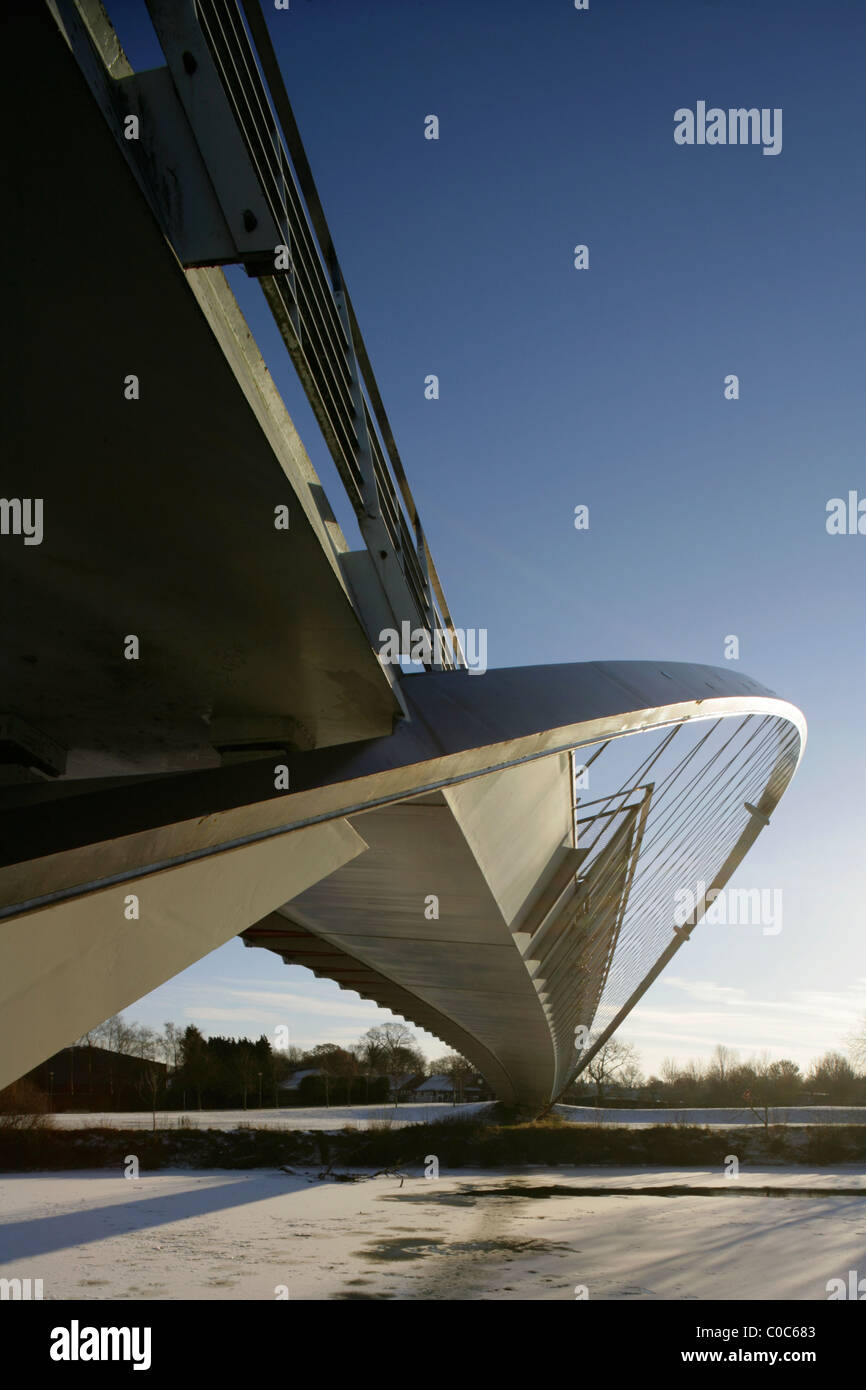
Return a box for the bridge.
[0,0,805,1110]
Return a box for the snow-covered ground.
[2,1166,864,1300]
[48,1103,491,1132]
[555,1105,866,1128]
[45,1102,866,1132]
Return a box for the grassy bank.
[2,1115,866,1172]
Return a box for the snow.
[44,1102,866,1132]
[555,1105,866,1128]
[278,1069,320,1091]
[1,1165,864,1300]
[47,1103,492,1132]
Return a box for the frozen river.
[2,1166,864,1300]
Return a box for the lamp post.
[257,1072,262,1109]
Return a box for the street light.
[257,1072,262,1109]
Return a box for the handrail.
[181,0,466,667]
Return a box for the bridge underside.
[0,662,805,1106]
[246,766,580,1110]
[3,0,401,775]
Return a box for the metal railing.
[144,0,465,666]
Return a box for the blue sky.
[105,0,865,1077]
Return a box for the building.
[413,1074,493,1104]
[22,1045,166,1112]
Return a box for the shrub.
[802,1126,859,1165]
[0,1079,53,1129]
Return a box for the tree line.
[567,1035,866,1109]
[11,1009,865,1117]
[27,1016,477,1113]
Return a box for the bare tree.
[582,1039,641,1105]
[846,1016,866,1073]
[660,1056,680,1089]
[360,1024,424,1103]
[163,1022,183,1074]
[91,1014,136,1055]
[74,1013,140,1104]
[134,1027,165,1132]
[708,1044,737,1086]
[432,1053,474,1105]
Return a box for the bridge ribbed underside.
[244,710,801,1109]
